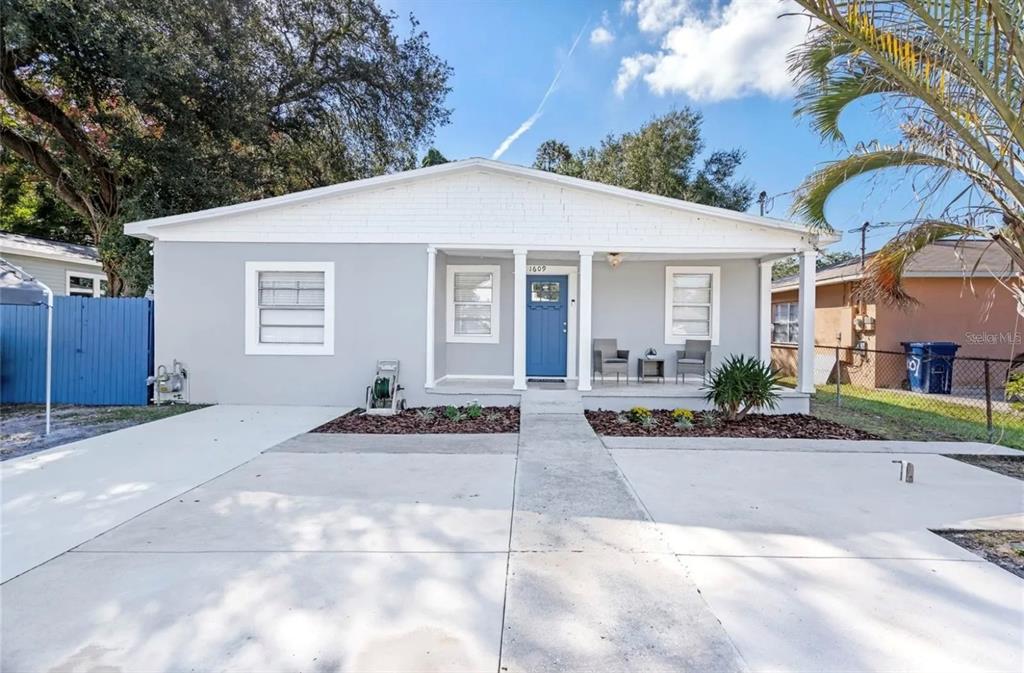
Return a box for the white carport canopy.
[0,259,53,434]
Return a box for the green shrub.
[671,408,694,422]
[415,408,436,421]
[703,355,783,421]
[1007,372,1024,409]
[628,406,653,423]
[699,410,721,428]
[443,404,464,421]
[637,414,657,429]
[465,401,483,419]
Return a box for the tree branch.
[1,49,118,216]
[0,125,96,223]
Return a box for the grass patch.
[808,385,1024,449]
[2,403,206,426]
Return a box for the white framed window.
[66,270,108,297]
[772,301,799,344]
[245,261,334,355]
[664,266,720,345]
[446,265,500,344]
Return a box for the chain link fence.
[772,344,1024,448]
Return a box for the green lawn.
[798,384,1024,450]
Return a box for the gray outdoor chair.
[593,338,629,384]
[676,340,711,383]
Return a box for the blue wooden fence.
[1,297,153,405]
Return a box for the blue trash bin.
[902,341,960,394]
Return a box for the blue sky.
[385,0,927,255]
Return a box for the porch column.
[797,248,817,393]
[578,249,593,391]
[759,259,772,365]
[424,246,437,388]
[513,249,527,391]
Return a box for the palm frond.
[856,221,989,306]
[791,149,956,229]
[795,70,898,142]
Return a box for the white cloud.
[615,0,809,101]
[590,26,615,45]
[615,53,658,95]
[626,0,691,34]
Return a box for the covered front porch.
[422,245,819,412]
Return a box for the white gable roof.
[125,158,834,253]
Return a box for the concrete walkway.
[500,390,745,672]
[0,404,341,582]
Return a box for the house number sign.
[527,265,547,273]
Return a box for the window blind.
[670,273,712,338]
[257,271,325,344]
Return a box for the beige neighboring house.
[771,240,1020,387]
[0,232,106,297]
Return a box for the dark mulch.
[585,409,880,439]
[313,406,519,434]
[943,454,1024,480]
[934,530,1024,579]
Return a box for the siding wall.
[592,258,759,378]
[2,253,102,296]
[156,241,764,404]
[151,169,810,254]
[154,241,429,406]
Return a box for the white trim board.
[244,261,335,356]
[65,270,107,297]
[664,265,721,346]
[446,264,501,344]
[525,264,578,380]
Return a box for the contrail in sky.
[491,20,588,160]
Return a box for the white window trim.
[664,265,720,346]
[245,261,335,356]
[446,264,501,344]
[66,270,107,297]
[772,301,800,345]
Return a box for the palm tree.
[789,0,1023,309]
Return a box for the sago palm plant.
[789,0,1024,309]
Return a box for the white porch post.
[577,249,593,391]
[797,248,817,393]
[424,246,437,388]
[759,259,772,365]
[513,249,528,391]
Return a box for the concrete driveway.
[2,401,1022,672]
[1,405,342,582]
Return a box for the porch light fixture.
[606,252,623,269]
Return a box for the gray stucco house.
[125,158,827,411]
[0,232,106,297]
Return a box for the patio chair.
[676,340,711,383]
[593,338,629,384]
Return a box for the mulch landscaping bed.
[313,406,519,434]
[934,530,1024,579]
[943,454,1024,480]
[585,409,880,439]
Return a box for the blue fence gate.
[1,296,154,405]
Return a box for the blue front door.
[526,275,568,377]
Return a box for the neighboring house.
[124,158,832,411]
[771,240,1020,387]
[0,232,106,297]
